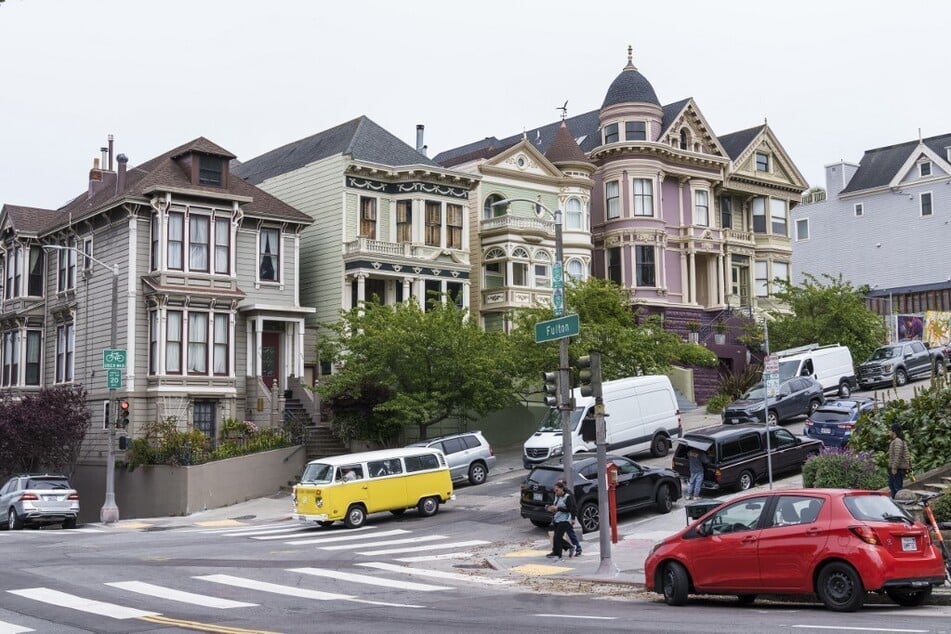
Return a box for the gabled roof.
[233,116,438,185]
[0,204,63,235]
[718,125,767,160]
[842,132,951,194]
[55,137,311,226]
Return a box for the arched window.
[483,194,508,219]
[567,259,586,282]
[512,247,530,287]
[483,248,506,289]
[534,250,551,288]
[679,128,689,150]
[565,197,584,230]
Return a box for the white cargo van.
[522,375,681,468]
[775,343,857,397]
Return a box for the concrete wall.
[73,445,306,522]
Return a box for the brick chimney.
[88,158,103,198]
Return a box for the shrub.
[931,484,951,524]
[705,393,731,414]
[802,448,888,490]
[716,364,763,401]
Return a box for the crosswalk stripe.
[0,620,34,633]
[189,521,298,534]
[224,526,310,538]
[356,562,512,586]
[7,588,159,619]
[195,574,424,609]
[285,528,408,546]
[319,535,445,551]
[290,567,450,591]
[105,581,257,608]
[394,552,474,563]
[357,540,489,556]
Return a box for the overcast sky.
[2,0,949,210]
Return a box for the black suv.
[722,377,825,426]
[672,424,822,492]
[520,453,681,533]
[857,341,943,389]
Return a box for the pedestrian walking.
[555,480,582,557]
[686,447,709,500]
[887,423,912,498]
[545,481,575,561]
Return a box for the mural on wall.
[924,311,951,346]
[897,314,924,341]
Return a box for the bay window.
[214,313,229,375]
[4,246,19,299]
[55,322,74,383]
[755,260,768,297]
[752,197,767,233]
[425,201,441,246]
[25,331,40,386]
[635,245,656,287]
[607,247,622,284]
[770,198,787,236]
[396,200,412,242]
[57,239,76,292]
[565,197,584,230]
[2,331,17,386]
[359,196,377,238]
[606,181,620,219]
[694,190,709,226]
[27,246,43,296]
[167,213,184,269]
[187,312,208,374]
[189,215,210,272]
[447,204,463,249]
[166,311,182,373]
[214,218,230,274]
[633,179,653,216]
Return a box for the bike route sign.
[103,349,127,369]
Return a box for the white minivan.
[775,343,857,397]
[522,375,681,468]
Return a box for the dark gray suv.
[407,431,496,485]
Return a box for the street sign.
[552,262,564,317]
[764,354,779,374]
[107,369,122,389]
[764,354,780,397]
[535,314,580,343]
[103,349,127,369]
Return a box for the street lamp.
[490,197,572,486]
[43,244,121,524]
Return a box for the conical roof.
[545,121,591,165]
[602,46,660,108]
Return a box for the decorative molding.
[346,176,468,199]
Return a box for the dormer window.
[679,129,688,150]
[198,155,223,186]
[625,121,647,141]
[755,152,770,172]
[919,161,932,178]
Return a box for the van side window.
[405,453,440,472]
[368,459,402,477]
[440,437,467,455]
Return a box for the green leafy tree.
[318,297,520,442]
[767,273,887,364]
[508,278,716,391]
[0,386,90,478]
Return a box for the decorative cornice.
[346,176,469,200]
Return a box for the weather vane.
[557,100,568,120]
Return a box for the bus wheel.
[417,496,440,517]
[344,504,367,529]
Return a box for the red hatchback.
[645,489,946,611]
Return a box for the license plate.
[533,493,543,502]
[820,428,831,434]
[902,536,917,551]
[42,495,63,501]
[730,418,738,424]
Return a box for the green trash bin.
[685,499,723,525]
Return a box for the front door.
[261,332,280,389]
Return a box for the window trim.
[603,122,619,144]
[694,190,709,226]
[605,180,620,219]
[755,152,770,172]
[55,322,74,383]
[854,202,864,217]
[258,227,280,283]
[606,246,622,285]
[359,196,377,239]
[635,245,656,287]
[920,191,933,217]
[632,178,653,217]
[625,120,647,142]
[795,218,810,242]
[919,161,932,178]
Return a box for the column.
[717,254,725,306]
[679,251,688,304]
[356,273,367,305]
[402,278,412,303]
[688,250,697,305]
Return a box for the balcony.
[479,214,553,240]
[723,228,754,244]
[481,286,552,310]
[343,238,468,265]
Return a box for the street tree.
[508,277,717,391]
[767,273,887,363]
[0,386,90,478]
[318,297,520,443]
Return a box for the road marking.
[285,528,405,545]
[190,521,297,534]
[394,552,474,562]
[0,620,34,633]
[195,574,423,609]
[194,519,247,527]
[106,581,257,608]
[357,540,489,556]
[357,562,512,585]
[139,614,278,633]
[790,627,928,633]
[319,534,445,550]
[7,587,159,619]
[535,613,617,620]
[290,567,450,591]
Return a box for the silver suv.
[408,431,496,485]
[1,474,80,530]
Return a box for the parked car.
[672,424,823,492]
[0,474,80,530]
[803,397,882,448]
[645,489,946,611]
[924,342,951,371]
[774,343,857,397]
[857,341,944,389]
[520,453,681,533]
[722,377,825,426]
[407,430,496,485]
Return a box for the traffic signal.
[118,400,130,428]
[577,352,602,399]
[118,436,129,450]
[541,370,559,407]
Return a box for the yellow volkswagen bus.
[292,447,454,529]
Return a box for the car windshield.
[870,347,897,360]
[537,406,586,432]
[299,463,334,484]
[810,410,852,423]
[843,494,911,522]
[27,478,71,490]
[742,384,766,400]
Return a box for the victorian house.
[436,49,807,356]
[0,136,313,468]
[233,116,480,349]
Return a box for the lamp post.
[491,197,573,487]
[43,244,121,524]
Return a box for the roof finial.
[557,100,568,121]
[764,116,768,125]
[625,44,636,70]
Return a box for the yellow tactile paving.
[194,519,247,527]
[511,563,572,576]
[502,549,550,558]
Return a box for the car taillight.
[849,525,881,545]
[714,469,722,482]
[836,423,856,430]
[18,493,39,501]
[489,447,495,456]
[67,493,79,500]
